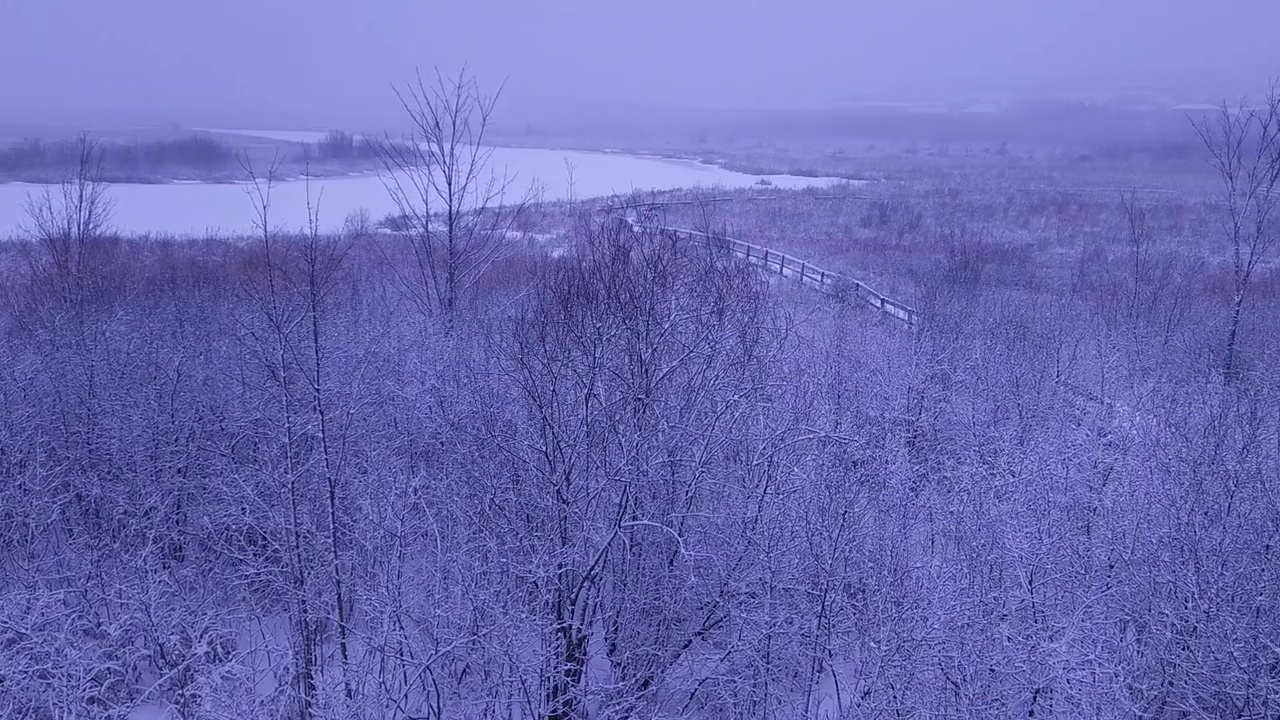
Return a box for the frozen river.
[0,136,847,237]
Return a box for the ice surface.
[0,144,846,237]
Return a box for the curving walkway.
[622,216,920,326]
[617,209,1142,428]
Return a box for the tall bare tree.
[235,152,323,720]
[299,177,356,707]
[1192,83,1280,384]
[377,66,537,317]
[21,133,114,305]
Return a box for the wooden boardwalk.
[619,212,1139,428]
[623,217,920,327]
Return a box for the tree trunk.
[1223,289,1245,385]
[545,611,588,720]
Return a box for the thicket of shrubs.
[1,187,1277,717]
[309,130,381,161]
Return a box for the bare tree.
[20,133,114,304]
[377,66,538,317]
[1119,191,1152,327]
[480,212,802,718]
[299,176,356,707]
[1192,83,1280,384]
[235,151,323,720]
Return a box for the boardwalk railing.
[625,218,921,327]
[616,216,1144,430]
[615,207,1142,428]
[600,194,872,213]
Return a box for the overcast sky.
[2,0,1278,127]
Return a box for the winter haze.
[4,2,1280,719]
[3,0,1279,127]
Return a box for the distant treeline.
[0,131,408,181]
[305,129,382,161]
[751,105,1207,151]
[0,135,236,175]
[506,104,1209,163]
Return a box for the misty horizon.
[5,1,1280,718]
[3,0,1279,130]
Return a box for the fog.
[2,0,1278,129]
[9,2,1280,719]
